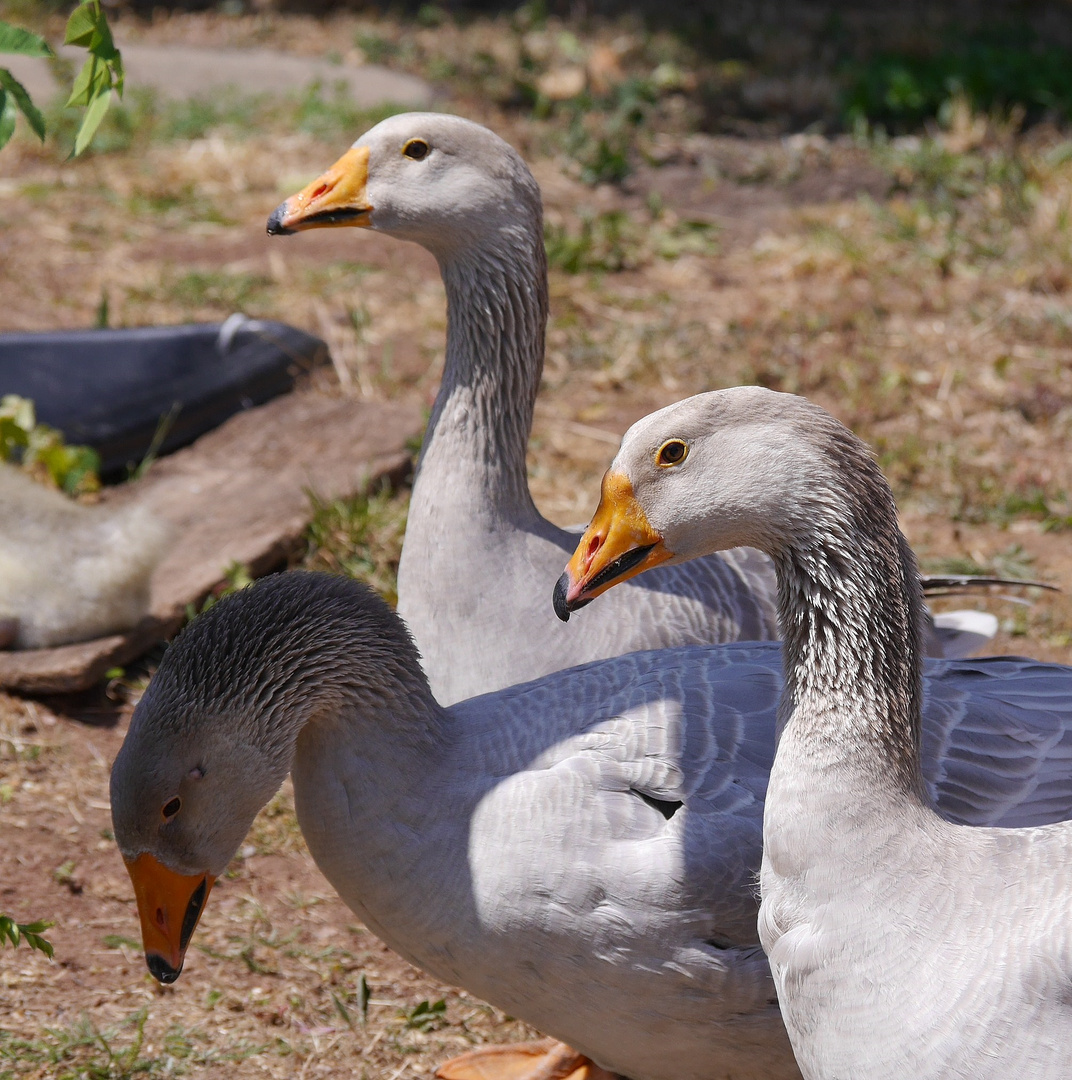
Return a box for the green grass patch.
[0,1008,261,1079]
[164,269,274,314]
[303,484,408,607]
[545,209,718,274]
[842,28,1072,131]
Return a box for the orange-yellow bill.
[266,145,372,235]
[123,852,215,984]
[553,471,673,621]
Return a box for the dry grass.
[3,4,1072,1077]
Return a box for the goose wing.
[920,656,1072,828]
[464,643,1072,942]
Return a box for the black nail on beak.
[553,574,571,622]
[266,203,294,236]
[146,952,182,984]
[553,573,593,622]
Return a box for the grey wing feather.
[920,656,1072,827]
[465,644,1072,960]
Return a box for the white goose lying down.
[0,464,169,649]
[112,568,1072,1080]
[559,387,1072,1079]
[266,112,1003,703]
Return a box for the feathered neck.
[414,214,548,522]
[147,573,447,762]
[771,443,926,797]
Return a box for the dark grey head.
[109,571,426,985]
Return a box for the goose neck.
[415,229,547,518]
[771,498,926,798]
[180,584,449,785]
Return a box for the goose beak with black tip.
[123,852,216,984]
[553,471,674,621]
[266,145,372,235]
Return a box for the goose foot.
[435,1038,619,1080]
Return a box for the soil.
[3,6,1072,1078]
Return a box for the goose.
[265,113,1001,702]
[0,463,170,649]
[557,387,1072,1078]
[111,565,1072,1080]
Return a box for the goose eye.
[162,797,182,821]
[403,139,430,161]
[655,439,688,467]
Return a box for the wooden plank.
[0,391,419,695]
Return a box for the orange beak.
[123,852,216,984]
[553,471,673,621]
[266,145,372,235]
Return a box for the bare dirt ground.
[3,5,1072,1078]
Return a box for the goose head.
[554,386,867,618]
[266,112,542,260]
[110,573,398,984]
[109,697,273,983]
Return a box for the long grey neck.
[290,634,448,770]
[183,582,450,787]
[414,223,548,524]
[771,478,926,800]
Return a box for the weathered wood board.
[0,391,420,694]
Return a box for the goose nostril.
[584,534,603,568]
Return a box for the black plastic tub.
[0,317,327,477]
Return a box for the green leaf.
[64,3,100,48]
[19,919,55,935]
[0,68,45,141]
[0,914,55,958]
[331,991,354,1030]
[0,89,15,152]
[111,51,124,99]
[72,83,111,156]
[22,929,54,959]
[0,915,19,948]
[66,54,107,108]
[65,2,119,62]
[0,21,52,59]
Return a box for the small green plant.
[62,0,124,155]
[185,561,254,622]
[402,998,446,1032]
[558,77,658,185]
[0,1007,257,1077]
[545,210,635,273]
[0,0,122,154]
[0,394,101,495]
[303,484,408,606]
[0,914,54,958]
[545,210,718,274]
[842,28,1072,132]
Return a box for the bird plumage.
[0,463,169,649]
[113,567,1072,1080]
